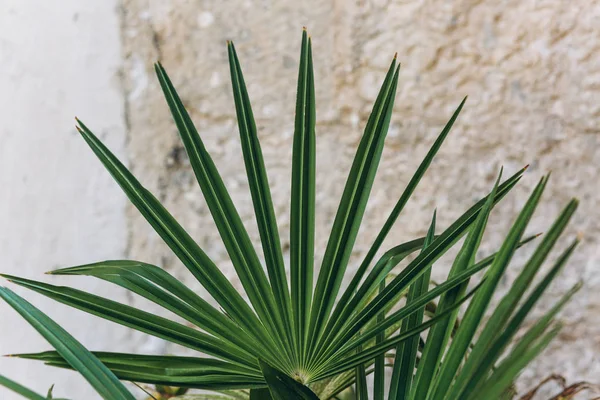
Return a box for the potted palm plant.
[0,29,584,400]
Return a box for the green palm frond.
[0,29,583,400]
[0,287,133,400]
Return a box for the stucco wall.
[120,0,600,396]
[1,0,599,399]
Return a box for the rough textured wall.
[120,0,600,395]
[0,1,131,399]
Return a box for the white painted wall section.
[0,1,129,398]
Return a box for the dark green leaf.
[75,120,268,344]
[15,351,261,379]
[308,56,400,358]
[472,282,582,400]
[0,287,135,400]
[355,361,368,400]
[0,373,47,400]
[329,97,466,341]
[428,175,549,400]
[35,359,262,390]
[411,170,504,400]
[289,29,317,363]
[250,388,273,399]
[49,261,268,362]
[318,166,526,363]
[259,359,319,399]
[314,283,481,381]
[448,200,578,400]
[154,63,288,360]
[1,275,259,370]
[389,211,436,400]
[227,40,293,357]
[470,325,561,400]
[457,241,580,400]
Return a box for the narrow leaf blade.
[289,29,317,363]
[389,211,436,399]
[154,63,288,358]
[0,374,47,400]
[50,260,267,359]
[1,275,259,369]
[16,351,264,389]
[319,166,527,363]
[448,200,578,400]
[227,40,293,355]
[429,175,549,400]
[0,287,135,400]
[330,97,467,339]
[309,57,400,358]
[75,120,266,343]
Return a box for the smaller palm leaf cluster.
[0,29,582,400]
